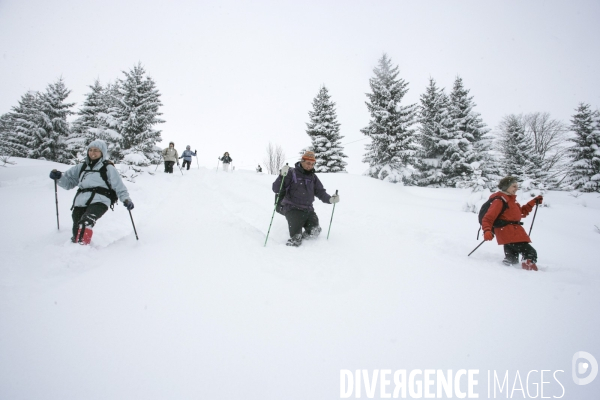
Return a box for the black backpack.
[71,160,119,210]
[477,196,513,239]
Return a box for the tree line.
[303,54,599,193]
[0,63,163,166]
[1,56,598,193]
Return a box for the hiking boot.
[521,259,538,271]
[286,234,302,247]
[502,258,518,266]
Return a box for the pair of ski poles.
[264,165,338,247]
[468,202,540,257]
[53,177,139,240]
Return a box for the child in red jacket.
[482,176,543,271]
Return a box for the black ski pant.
[71,203,109,241]
[182,160,191,170]
[164,161,175,173]
[285,208,320,238]
[504,242,537,263]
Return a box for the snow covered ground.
[1,158,599,399]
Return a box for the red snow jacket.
[482,191,535,245]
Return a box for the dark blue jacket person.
[272,151,339,246]
[179,145,197,170]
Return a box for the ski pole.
[468,240,485,257]
[196,152,199,170]
[216,158,220,173]
[129,209,139,240]
[528,201,539,236]
[327,189,338,240]
[154,155,163,172]
[264,164,288,247]
[177,163,184,175]
[54,179,60,230]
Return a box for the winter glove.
[124,199,134,211]
[529,195,543,206]
[280,164,290,176]
[483,231,494,241]
[49,169,62,180]
[329,194,340,204]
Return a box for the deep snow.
[1,158,599,399]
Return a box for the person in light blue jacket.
[49,139,134,245]
[179,145,197,170]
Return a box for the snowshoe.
[521,259,538,271]
[301,226,322,240]
[502,258,519,266]
[75,224,93,245]
[286,234,302,247]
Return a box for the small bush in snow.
[0,155,16,167]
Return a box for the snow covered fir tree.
[33,78,75,163]
[304,86,347,172]
[0,91,40,158]
[361,54,419,183]
[0,79,75,163]
[110,63,164,165]
[415,76,496,190]
[416,77,452,187]
[68,63,164,165]
[70,79,114,160]
[444,76,491,188]
[567,103,600,192]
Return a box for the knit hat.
[169,141,174,146]
[498,176,518,191]
[301,151,316,162]
[186,145,190,149]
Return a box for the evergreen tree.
[416,78,452,186]
[442,76,491,187]
[70,79,107,156]
[32,78,75,162]
[2,91,43,158]
[112,63,164,164]
[0,113,14,156]
[305,85,347,172]
[497,114,544,186]
[567,103,600,192]
[361,54,419,183]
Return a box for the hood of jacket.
[86,140,108,164]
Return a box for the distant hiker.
[179,145,197,170]
[257,165,262,173]
[481,176,543,271]
[162,142,179,173]
[272,151,339,247]
[219,152,232,172]
[48,140,134,245]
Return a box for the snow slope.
[1,158,599,399]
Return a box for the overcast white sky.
[1,0,599,173]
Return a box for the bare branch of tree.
[522,112,570,173]
[263,142,286,175]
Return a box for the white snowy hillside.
[1,158,599,400]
